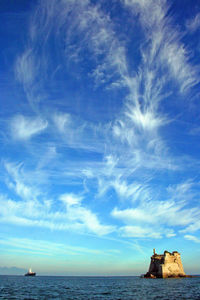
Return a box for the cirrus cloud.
[10,115,47,140]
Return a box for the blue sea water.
[0,275,200,300]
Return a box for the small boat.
[25,268,36,276]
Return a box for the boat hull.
[25,273,36,276]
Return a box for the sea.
[0,275,200,300]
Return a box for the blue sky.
[0,0,200,275]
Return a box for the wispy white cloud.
[123,0,199,93]
[60,193,115,236]
[112,200,199,227]
[180,221,200,235]
[111,180,144,200]
[184,235,200,243]
[186,13,200,33]
[4,161,40,200]
[7,0,200,246]
[0,194,114,236]
[51,111,109,153]
[87,0,200,227]
[0,160,114,237]
[119,225,162,239]
[10,115,47,140]
[53,113,71,133]
[15,49,38,87]
[0,236,118,256]
[60,0,128,87]
[125,107,166,132]
[111,186,200,238]
[109,0,199,177]
[60,193,82,207]
[14,0,170,171]
[36,146,57,170]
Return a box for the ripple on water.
[0,276,200,300]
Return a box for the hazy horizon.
[0,0,200,276]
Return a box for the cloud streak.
[1,0,200,252]
[184,235,200,243]
[0,236,118,256]
[1,162,114,236]
[186,13,200,33]
[10,115,47,140]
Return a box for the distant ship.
[25,268,36,276]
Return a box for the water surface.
[0,275,200,299]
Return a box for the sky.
[0,0,200,276]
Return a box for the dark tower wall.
[145,250,186,278]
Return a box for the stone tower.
[144,249,186,278]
